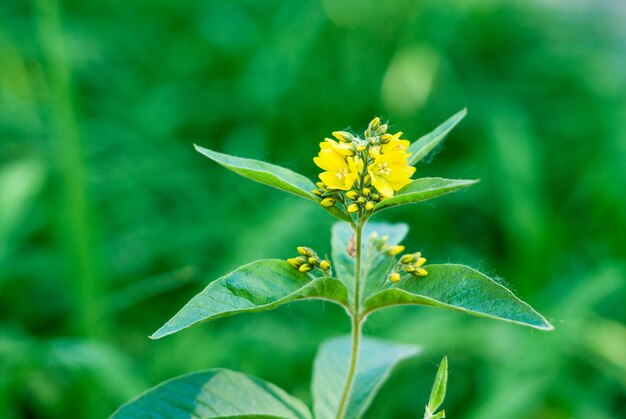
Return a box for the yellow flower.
[314,140,363,190]
[381,133,410,155]
[368,151,416,197]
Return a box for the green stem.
[35,0,102,338]
[336,222,363,419]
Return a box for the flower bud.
[287,257,302,268]
[414,267,428,277]
[347,203,360,213]
[320,260,331,270]
[308,256,319,265]
[357,196,366,204]
[368,117,381,130]
[320,197,336,208]
[371,193,380,201]
[297,246,314,257]
[376,124,388,134]
[365,201,374,211]
[362,187,371,196]
[385,245,405,256]
[363,174,371,185]
[316,181,325,189]
[356,144,367,152]
[312,189,323,196]
[400,254,414,264]
[299,264,313,273]
[389,271,401,283]
[404,264,416,273]
[415,257,427,267]
[332,131,353,143]
[296,255,308,264]
[379,133,392,144]
[346,190,359,200]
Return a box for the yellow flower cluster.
[287,246,331,274]
[389,251,428,283]
[312,117,415,215]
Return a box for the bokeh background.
[2,0,625,417]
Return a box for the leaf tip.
[149,327,170,340]
[538,318,555,331]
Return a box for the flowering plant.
[113,110,552,419]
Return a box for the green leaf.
[407,108,467,165]
[112,368,311,419]
[372,177,478,214]
[363,264,553,331]
[331,222,408,304]
[194,145,351,222]
[151,260,349,339]
[312,335,420,419]
[427,356,448,415]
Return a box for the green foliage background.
[1,0,625,417]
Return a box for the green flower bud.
[376,124,388,134]
[332,131,353,143]
[316,181,326,189]
[297,246,315,257]
[389,271,401,283]
[385,245,405,256]
[312,189,323,196]
[400,254,414,264]
[379,133,392,144]
[287,257,302,268]
[414,267,428,277]
[347,203,360,213]
[369,117,381,130]
[346,190,359,200]
[299,264,313,273]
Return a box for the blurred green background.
[2,0,625,417]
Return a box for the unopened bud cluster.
[388,251,428,283]
[287,246,331,275]
[312,117,416,218]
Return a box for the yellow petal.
[319,171,348,190]
[369,169,394,197]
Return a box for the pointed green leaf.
[112,368,311,419]
[194,145,351,222]
[312,335,420,419]
[427,356,448,414]
[331,222,408,304]
[372,178,478,214]
[430,411,445,419]
[151,260,349,339]
[408,108,467,165]
[363,264,553,331]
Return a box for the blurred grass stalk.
[35,0,106,414]
[35,0,103,338]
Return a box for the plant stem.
[336,222,363,419]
